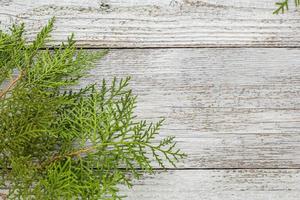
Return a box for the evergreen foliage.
[0,17,186,199]
[274,0,300,14]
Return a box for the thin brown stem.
[67,146,96,157]
[38,146,97,170]
[0,71,24,99]
[37,141,135,170]
[0,192,7,200]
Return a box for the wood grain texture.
[2,1,300,198]
[2,169,299,199]
[1,0,300,47]
[122,169,300,200]
[78,48,300,168]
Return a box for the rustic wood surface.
[2,169,300,199]
[81,48,300,169]
[1,0,300,47]
[1,0,300,199]
[122,169,300,200]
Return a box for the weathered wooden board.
[1,0,300,47]
[122,169,300,200]
[2,2,300,198]
[78,48,300,168]
[2,170,299,199]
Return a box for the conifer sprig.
[0,18,186,199]
[273,0,300,14]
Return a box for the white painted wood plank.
[2,169,300,199]
[1,0,300,47]
[79,48,300,168]
[122,169,300,200]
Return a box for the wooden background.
[1,0,300,199]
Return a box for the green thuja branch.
[0,18,186,199]
[273,0,300,14]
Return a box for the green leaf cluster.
[0,18,186,199]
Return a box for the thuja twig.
[0,18,185,199]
